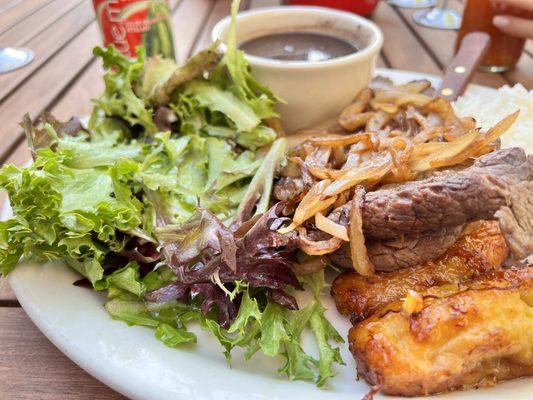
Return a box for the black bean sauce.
[239,32,358,62]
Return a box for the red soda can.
[93,0,176,59]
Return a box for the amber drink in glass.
[456,0,532,72]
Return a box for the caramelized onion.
[388,137,414,181]
[366,111,390,131]
[278,180,337,233]
[410,142,449,159]
[348,188,374,276]
[339,88,372,130]
[309,132,370,146]
[429,130,480,168]
[412,126,446,144]
[287,129,329,150]
[421,97,456,124]
[339,112,375,132]
[396,80,431,94]
[315,212,349,241]
[371,91,433,111]
[307,164,349,180]
[475,110,519,150]
[297,227,344,256]
[280,160,301,178]
[410,129,479,172]
[323,154,392,197]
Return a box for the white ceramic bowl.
[212,6,383,133]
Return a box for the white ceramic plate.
[7,69,532,400]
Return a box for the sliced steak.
[361,147,531,239]
[367,224,465,271]
[328,225,465,271]
[495,180,533,261]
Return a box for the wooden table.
[0,0,531,398]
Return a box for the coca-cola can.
[93,0,176,59]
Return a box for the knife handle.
[439,32,491,101]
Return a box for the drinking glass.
[412,0,462,30]
[456,0,532,72]
[388,0,437,9]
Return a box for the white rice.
[453,84,532,152]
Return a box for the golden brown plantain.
[331,221,508,322]
[349,267,533,397]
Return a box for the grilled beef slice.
[324,148,531,269]
[360,147,531,239]
[329,225,465,271]
[495,180,533,261]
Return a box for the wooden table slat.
[192,0,246,54]
[377,53,388,68]
[0,0,85,48]
[173,0,216,62]
[373,3,441,75]
[0,0,24,15]
[0,0,53,35]
[0,0,95,104]
[0,278,16,303]
[48,60,104,121]
[0,308,127,399]
[393,0,462,69]
[0,22,100,161]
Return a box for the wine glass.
[0,47,34,74]
[412,0,462,30]
[387,0,438,9]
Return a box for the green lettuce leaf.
[141,43,222,105]
[95,262,145,297]
[101,268,343,387]
[0,144,143,284]
[233,138,286,227]
[93,46,157,134]
[205,137,259,191]
[184,81,260,133]
[200,271,344,386]
[236,125,277,150]
[280,340,317,381]
[105,298,160,326]
[259,302,290,356]
[218,0,279,120]
[156,323,197,346]
[57,134,143,169]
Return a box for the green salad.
[0,0,344,386]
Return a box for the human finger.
[493,15,533,39]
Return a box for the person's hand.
[491,0,533,39]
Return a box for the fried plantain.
[331,221,508,322]
[349,267,533,397]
